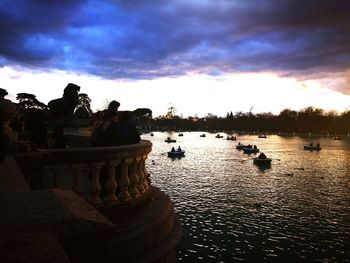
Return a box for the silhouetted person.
[91,101,120,146]
[171,147,175,152]
[258,152,267,159]
[107,111,140,146]
[177,146,182,152]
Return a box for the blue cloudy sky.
[1,0,350,116]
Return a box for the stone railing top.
[39,140,152,165]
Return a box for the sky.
[1,0,350,117]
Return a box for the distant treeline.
[147,107,350,134]
[12,92,350,134]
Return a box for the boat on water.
[253,152,272,166]
[258,134,267,138]
[168,150,185,157]
[215,134,224,138]
[178,133,184,137]
[253,157,272,165]
[226,136,237,141]
[304,145,321,151]
[200,134,206,137]
[243,147,259,154]
[334,136,343,140]
[165,137,176,143]
[236,143,251,150]
[150,132,154,136]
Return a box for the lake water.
[142,132,350,262]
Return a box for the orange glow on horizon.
[1,66,349,117]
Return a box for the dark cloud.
[0,0,350,89]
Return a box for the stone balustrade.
[39,140,152,207]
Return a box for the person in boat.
[238,142,241,145]
[253,145,257,149]
[177,146,182,152]
[171,147,175,152]
[309,142,313,146]
[316,142,320,148]
[257,152,267,159]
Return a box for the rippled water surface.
[142,132,350,262]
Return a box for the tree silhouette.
[133,108,152,119]
[16,93,47,110]
[165,104,177,119]
[74,93,92,118]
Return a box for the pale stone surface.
[0,232,70,263]
[107,188,182,262]
[0,188,116,237]
[0,156,30,196]
[1,140,181,263]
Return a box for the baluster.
[142,154,150,191]
[72,164,86,195]
[129,158,141,198]
[105,160,119,205]
[90,162,104,206]
[118,158,132,202]
[136,156,145,194]
[48,165,61,188]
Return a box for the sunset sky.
[1,0,350,117]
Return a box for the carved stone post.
[118,158,132,202]
[142,154,150,191]
[129,158,141,198]
[49,165,61,187]
[72,164,86,195]
[90,162,104,206]
[136,156,145,194]
[105,160,119,205]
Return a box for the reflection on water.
[143,132,350,262]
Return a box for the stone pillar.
[90,162,104,206]
[129,158,141,199]
[118,158,132,202]
[136,156,145,194]
[105,160,119,205]
[72,164,86,195]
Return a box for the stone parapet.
[1,140,181,262]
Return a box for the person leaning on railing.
[106,111,140,146]
[90,106,141,195]
[91,100,120,147]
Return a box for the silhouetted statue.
[0,88,18,143]
[48,83,80,149]
[48,83,80,119]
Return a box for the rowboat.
[168,150,185,157]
